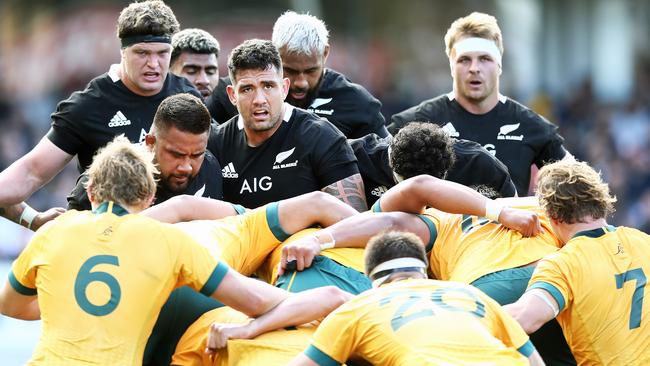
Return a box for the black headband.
[120,34,172,48]
[369,266,426,281]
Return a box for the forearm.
[241,286,349,339]
[142,195,237,223]
[278,192,358,234]
[2,298,41,320]
[322,211,428,248]
[0,203,36,229]
[381,175,487,216]
[321,173,368,212]
[0,160,45,206]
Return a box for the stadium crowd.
[0,1,648,365]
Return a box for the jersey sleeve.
[305,302,362,365]
[528,114,567,167]
[308,121,359,187]
[527,252,572,313]
[167,226,230,296]
[66,172,92,210]
[9,230,50,295]
[46,93,88,155]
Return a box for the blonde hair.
[444,12,503,58]
[86,135,158,207]
[537,160,616,224]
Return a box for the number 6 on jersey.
[74,255,122,316]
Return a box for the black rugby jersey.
[209,104,358,209]
[205,76,237,124]
[47,69,200,173]
[205,69,388,139]
[351,134,517,206]
[389,92,566,195]
[66,150,223,211]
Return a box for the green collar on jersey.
[93,201,129,216]
[572,225,616,240]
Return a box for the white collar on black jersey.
[446,91,507,104]
[108,64,121,82]
[237,103,295,130]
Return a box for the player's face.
[150,126,208,193]
[280,47,328,108]
[121,42,172,96]
[170,52,219,99]
[227,66,289,134]
[450,47,501,104]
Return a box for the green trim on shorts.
[200,261,229,296]
[8,272,37,296]
[266,202,289,241]
[528,282,566,312]
[517,340,535,357]
[371,200,382,212]
[276,256,371,295]
[305,345,341,366]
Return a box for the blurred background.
[1,0,650,362]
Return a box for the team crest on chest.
[273,147,298,170]
[497,123,524,141]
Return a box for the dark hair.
[390,122,456,180]
[364,231,428,276]
[171,28,220,65]
[227,39,282,82]
[153,93,211,135]
[117,1,180,40]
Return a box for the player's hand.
[31,207,66,231]
[205,323,251,354]
[278,236,320,276]
[498,207,543,237]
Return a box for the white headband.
[369,257,427,287]
[452,37,502,66]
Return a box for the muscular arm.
[321,173,368,212]
[380,175,541,237]
[0,137,73,206]
[0,203,65,231]
[0,281,40,320]
[503,289,558,334]
[141,195,238,223]
[206,268,348,350]
[277,191,358,234]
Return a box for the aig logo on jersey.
[222,162,239,178]
[272,147,298,170]
[497,123,524,141]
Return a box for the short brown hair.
[537,160,616,224]
[116,1,180,41]
[152,93,211,136]
[444,12,503,58]
[86,136,158,207]
[228,39,282,82]
[364,231,428,276]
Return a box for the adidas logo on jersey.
[222,162,239,178]
[371,186,388,197]
[497,123,524,141]
[108,111,132,127]
[442,122,459,137]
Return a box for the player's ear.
[226,84,237,106]
[144,134,156,148]
[322,44,330,63]
[282,77,290,99]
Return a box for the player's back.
[309,279,530,365]
[13,205,216,365]
[425,197,561,283]
[533,226,650,365]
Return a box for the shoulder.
[165,74,201,97]
[320,69,377,102]
[393,94,450,121]
[55,73,113,111]
[502,97,555,127]
[292,108,345,136]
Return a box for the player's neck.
[566,218,609,240]
[455,91,499,115]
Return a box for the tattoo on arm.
[322,173,368,212]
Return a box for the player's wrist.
[315,231,336,252]
[19,206,38,230]
[484,200,504,222]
